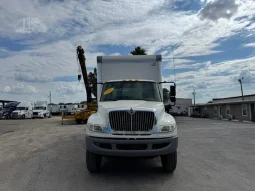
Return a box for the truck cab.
[33,101,51,118]
[11,102,34,119]
[86,79,177,173]
[2,102,20,119]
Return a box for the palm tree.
[130,46,147,55]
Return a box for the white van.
[11,102,34,119]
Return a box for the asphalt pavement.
[0,117,254,191]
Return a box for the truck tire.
[76,119,82,124]
[161,151,177,173]
[22,115,25,119]
[86,150,102,173]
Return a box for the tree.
[88,67,97,97]
[130,46,147,55]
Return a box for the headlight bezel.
[87,124,104,132]
[160,124,176,133]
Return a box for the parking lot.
[0,117,254,191]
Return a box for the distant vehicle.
[169,105,188,116]
[67,104,78,115]
[11,102,34,119]
[59,105,68,114]
[1,102,20,119]
[33,101,51,118]
[0,106,3,116]
[76,103,87,112]
[49,105,60,114]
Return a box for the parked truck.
[1,102,20,119]
[85,55,177,173]
[0,106,3,117]
[11,101,34,119]
[33,101,51,118]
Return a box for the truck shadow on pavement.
[96,157,173,175]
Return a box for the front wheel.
[161,151,177,173]
[86,150,102,173]
[22,115,25,119]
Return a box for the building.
[189,94,255,122]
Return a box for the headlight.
[160,124,176,132]
[87,124,103,132]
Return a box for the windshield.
[100,81,161,102]
[16,107,26,110]
[35,107,46,110]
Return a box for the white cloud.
[110,53,121,56]
[243,43,255,48]
[14,72,52,83]
[199,0,239,21]
[1,83,38,94]
[56,83,85,95]
[0,0,255,103]
[233,70,255,84]
[163,56,255,102]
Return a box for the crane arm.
[76,45,92,104]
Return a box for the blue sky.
[0,0,255,103]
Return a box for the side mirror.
[78,74,81,82]
[170,85,176,97]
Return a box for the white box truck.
[86,55,178,173]
[11,102,34,119]
[33,101,51,118]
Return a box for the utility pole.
[172,50,176,84]
[238,77,244,100]
[48,91,51,104]
[192,89,196,105]
[48,91,52,114]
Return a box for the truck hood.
[99,100,164,112]
[33,110,45,113]
[12,110,26,113]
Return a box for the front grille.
[33,112,38,115]
[109,111,155,132]
[12,112,18,116]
